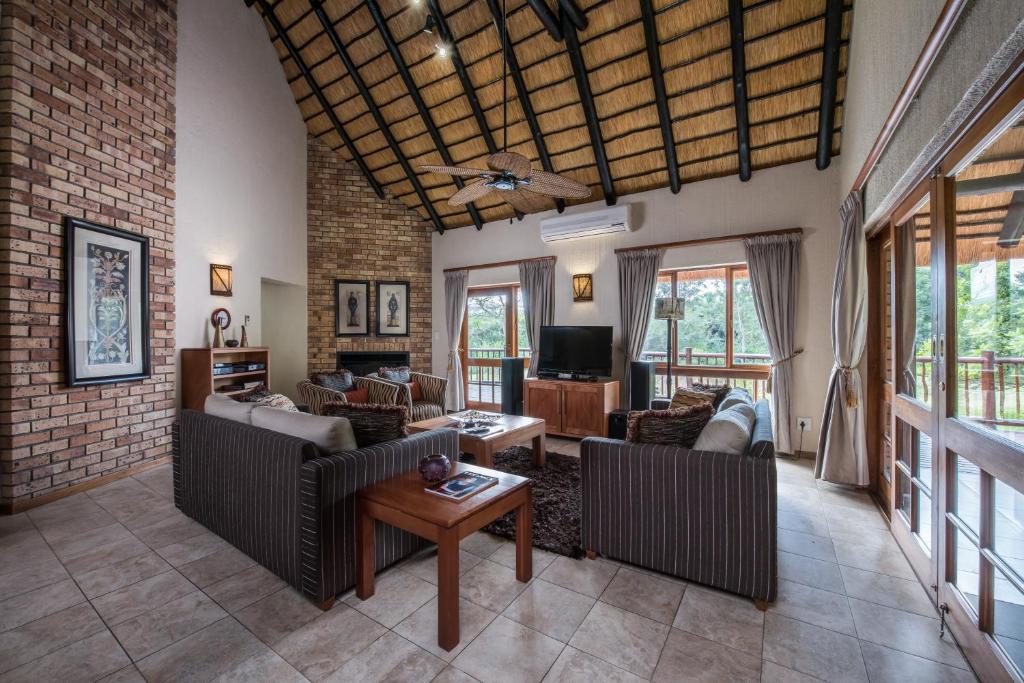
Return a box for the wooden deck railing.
[913,353,1024,427]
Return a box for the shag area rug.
[462,446,583,559]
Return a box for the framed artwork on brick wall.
[335,279,369,336]
[64,217,151,387]
[376,280,410,336]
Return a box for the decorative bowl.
[418,453,451,483]
[224,340,240,348]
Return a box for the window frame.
[459,284,526,409]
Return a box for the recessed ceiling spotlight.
[436,43,449,58]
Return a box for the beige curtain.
[617,248,666,389]
[816,191,869,485]
[519,259,556,377]
[444,270,469,410]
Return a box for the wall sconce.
[210,264,233,297]
[572,274,593,302]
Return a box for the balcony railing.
[911,353,1024,428]
[639,349,771,399]
[466,347,530,405]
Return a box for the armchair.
[371,371,448,421]
[297,376,398,416]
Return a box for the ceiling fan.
[418,0,590,215]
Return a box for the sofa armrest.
[354,376,400,405]
[372,376,413,412]
[297,380,345,416]
[298,429,460,602]
[411,372,447,407]
[651,399,671,410]
[580,437,777,602]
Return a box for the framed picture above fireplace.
[376,280,410,337]
[335,279,369,337]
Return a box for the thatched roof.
[251,0,852,230]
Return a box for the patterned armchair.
[370,371,448,422]
[296,376,398,416]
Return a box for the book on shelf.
[242,381,263,390]
[425,471,498,501]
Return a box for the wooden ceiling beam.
[365,0,483,232]
[816,0,844,170]
[640,0,680,195]
[727,0,752,182]
[484,0,564,213]
[998,191,1024,247]
[561,9,616,205]
[525,0,563,41]
[310,0,445,233]
[558,0,588,31]
[253,0,385,199]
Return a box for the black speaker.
[501,357,525,415]
[608,409,629,440]
[629,360,656,410]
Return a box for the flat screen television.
[537,326,613,377]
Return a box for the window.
[642,265,770,398]
[460,285,529,409]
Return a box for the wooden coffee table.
[407,413,546,469]
[356,462,532,651]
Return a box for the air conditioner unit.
[540,205,632,243]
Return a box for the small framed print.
[376,280,410,337]
[64,216,151,387]
[335,279,369,337]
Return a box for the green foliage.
[956,260,1024,358]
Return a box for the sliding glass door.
[460,286,529,410]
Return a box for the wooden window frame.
[459,284,524,410]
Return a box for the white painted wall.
[261,279,307,401]
[432,160,841,449]
[175,0,307,374]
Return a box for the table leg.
[532,431,546,467]
[437,527,461,651]
[515,488,533,582]
[355,499,375,600]
[477,444,493,469]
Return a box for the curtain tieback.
[838,364,859,408]
[767,349,803,393]
[447,347,461,373]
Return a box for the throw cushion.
[669,387,716,409]
[323,402,409,447]
[407,381,423,401]
[690,383,732,407]
[235,385,299,412]
[204,393,257,424]
[379,366,412,383]
[625,403,714,447]
[718,388,754,412]
[343,387,370,404]
[692,404,755,455]
[251,407,357,451]
[311,370,355,393]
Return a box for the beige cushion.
[204,393,257,424]
[692,404,754,455]
[669,388,716,409]
[718,389,754,412]
[251,407,357,452]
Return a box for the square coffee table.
[356,462,532,650]
[407,413,546,469]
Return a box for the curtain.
[519,259,555,377]
[444,270,469,411]
[744,232,802,455]
[898,217,918,397]
[617,248,665,389]
[815,191,869,485]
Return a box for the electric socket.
[797,417,812,431]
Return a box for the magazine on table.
[425,471,499,501]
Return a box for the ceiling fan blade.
[419,164,492,178]
[448,179,494,206]
[497,189,552,214]
[525,171,592,199]
[486,152,531,179]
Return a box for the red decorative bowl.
[418,453,451,483]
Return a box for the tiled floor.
[0,452,978,682]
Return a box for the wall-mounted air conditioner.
[539,205,632,243]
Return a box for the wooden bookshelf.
[181,347,270,412]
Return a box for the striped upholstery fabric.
[297,377,398,416]
[299,429,459,602]
[374,371,448,420]
[581,400,778,603]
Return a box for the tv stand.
[523,378,619,438]
[537,371,600,382]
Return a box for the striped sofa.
[369,371,448,422]
[580,399,778,606]
[172,409,459,608]
[296,376,398,416]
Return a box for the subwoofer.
[500,357,525,415]
[629,360,656,411]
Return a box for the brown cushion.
[343,387,370,404]
[669,387,716,409]
[626,403,715,447]
[311,370,354,393]
[407,381,422,401]
[690,383,731,408]
[322,402,409,447]
[379,366,412,383]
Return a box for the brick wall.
[0,0,177,508]
[307,136,433,375]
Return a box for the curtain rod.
[443,255,556,274]
[613,227,803,255]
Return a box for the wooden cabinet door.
[561,384,604,437]
[526,381,562,433]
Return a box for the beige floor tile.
[461,532,509,558]
[394,596,499,662]
[205,564,287,613]
[110,591,227,660]
[653,628,761,683]
[0,629,129,683]
[94,493,176,532]
[833,538,915,580]
[760,660,821,682]
[778,509,832,537]
[543,646,645,682]
[29,497,116,543]
[778,528,837,563]
[211,647,307,683]
[234,586,324,645]
[274,603,387,681]
[778,550,846,594]
[859,641,977,682]
[672,584,764,655]
[848,598,967,669]
[133,466,173,498]
[763,612,867,682]
[459,559,531,612]
[48,521,135,559]
[344,568,438,627]
[823,503,888,531]
[434,666,481,683]
[177,545,256,587]
[0,553,70,603]
[98,665,146,682]
[503,579,596,642]
[839,564,937,618]
[452,615,565,683]
[816,485,880,513]
[569,601,669,679]
[0,578,84,632]
[92,569,196,626]
[599,566,685,624]
[488,542,558,575]
[539,556,617,598]
[74,550,173,599]
[0,602,106,674]
[771,579,856,636]
[132,514,204,550]
[154,530,229,567]
[134,616,269,683]
[323,631,446,682]
[402,547,484,584]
